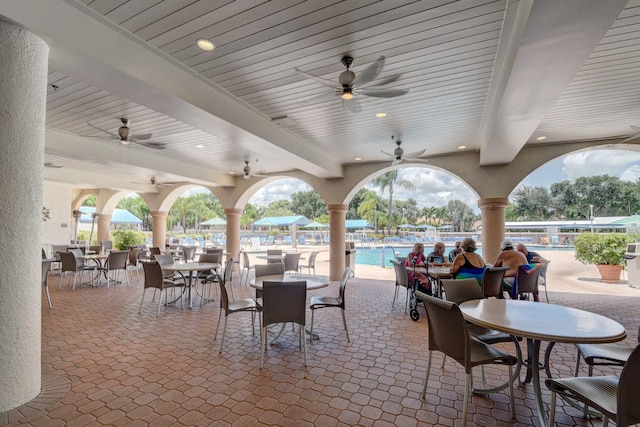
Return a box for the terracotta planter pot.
[596,264,623,283]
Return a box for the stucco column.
[151,211,168,249]
[97,214,111,243]
[224,208,242,265]
[478,197,509,265]
[0,20,49,412]
[328,204,347,281]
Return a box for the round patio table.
[459,299,626,426]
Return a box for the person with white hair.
[494,240,528,294]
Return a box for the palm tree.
[357,191,384,232]
[371,170,415,233]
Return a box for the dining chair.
[139,261,185,316]
[127,248,141,281]
[58,250,96,290]
[254,263,285,299]
[149,247,162,258]
[514,264,541,301]
[441,278,522,391]
[260,280,307,368]
[106,250,130,289]
[417,292,517,426]
[391,260,410,313]
[266,249,282,264]
[309,267,352,342]
[537,261,550,302]
[239,251,255,286]
[42,259,53,309]
[283,253,301,274]
[196,253,220,304]
[481,267,507,299]
[214,261,262,353]
[298,251,318,275]
[182,246,197,262]
[100,240,113,252]
[546,344,640,427]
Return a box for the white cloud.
[250,179,312,206]
[561,150,640,181]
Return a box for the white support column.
[328,204,347,281]
[0,20,49,412]
[151,211,168,249]
[478,198,509,265]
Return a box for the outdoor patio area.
[3,263,639,426]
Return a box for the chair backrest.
[89,245,102,254]
[391,260,409,289]
[100,240,113,251]
[284,253,301,272]
[42,260,53,286]
[262,281,307,327]
[338,267,353,304]
[241,251,251,269]
[129,248,140,265]
[182,246,197,261]
[538,261,549,279]
[418,293,470,371]
[206,247,224,257]
[618,344,640,425]
[141,261,164,290]
[68,248,85,267]
[153,254,175,266]
[517,264,540,294]
[482,267,507,298]
[441,278,484,304]
[150,247,161,255]
[255,263,285,281]
[267,249,282,256]
[198,253,220,264]
[308,251,319,267]
[454,266,486,285]
[58,251,77,272]
[42,248,47,259]
[108,250,129,270]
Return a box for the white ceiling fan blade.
[364,74,401,87]
[86,123,119,140]
[405,149,426,159]
[44,162,63,168]
[352,56,385,86]
[360,87,409,98]
[131,132,152,140]
[404,158,430,164]
[381,150,394,157]
[294,67,338,89]
[342,98,362,114]
[631,125,640,132]
[297,91,338,107]
[133,141,166,150]
[391,158,402,166]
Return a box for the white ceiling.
[2,0,640,192]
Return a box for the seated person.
[516,243,547,264]
[494,240,531,299]
[450,238,485,284]
[448,240,463,263]
[405,243,432,295]
[426,242,450,265]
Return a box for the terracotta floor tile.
[3,271,638,426]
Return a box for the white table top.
[161,262,220,272]
[79,253,109,260]
[249,274,329,290]
[459,299,627,344]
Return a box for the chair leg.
[421,350,433,399]
[463,372,471,427]
[214,309,222,340]
[340,309,350,342]
[574,347,582,376]
[310,309,315,343]
[45,285,53,309]
[157,289,163,316]
[301,324,307,367]
[139,289,146,314]
[508,364,515,420]
[392,286,398,307]
[219,315,227,353]
[549,391,557,426]
[260,326,266,369]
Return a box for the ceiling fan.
[381,136,427,165]
[241,160,267,180]
[618,125,640,144]
[85,118,167,150]
[133,175,186,188]
[295,55,409,113]
[44,162,63,169]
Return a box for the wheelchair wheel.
[410,308,419,321]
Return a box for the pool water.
[355,245,573,268]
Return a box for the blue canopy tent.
[78,206,142,229]
[200,217,227,227]
[345,219,373,230]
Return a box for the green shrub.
[111,230,146,250]
[76,230,97,245]
[574,232,632,266]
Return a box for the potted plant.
[574,232,632,283]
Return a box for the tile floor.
[2,267,639,426]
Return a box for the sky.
[249,149,640,212]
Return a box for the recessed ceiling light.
[376,112,387,118]
[457,145,467,150]
[536,136,547,141]
[196,144,204,148]
[355,157,362,161]
[196,38,215,51]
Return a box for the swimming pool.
[355,245,573,268]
